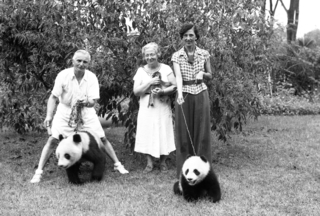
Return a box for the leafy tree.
[117,0,273,144]
[0,1,79,132]
[0,0,272,149]
[256,1,320,104]
[304,29,320,47]
[297,37,315,49]
[0,0,132,133]
[276,43,320,100]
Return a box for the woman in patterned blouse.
[171,23,213,178]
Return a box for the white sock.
[114,162,121,167]
[35,169,43,175]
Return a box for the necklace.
[184,46,195,64]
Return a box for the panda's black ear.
[73,134,82,143]
[58,134,64,141]
[199,155,208,163]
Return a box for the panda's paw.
[185,197,197,202]
[91,175,103,182]
[30,169,43,183]
[69,180,83,185]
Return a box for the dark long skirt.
[174,90,212,178]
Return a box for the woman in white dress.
[133,42,176,173]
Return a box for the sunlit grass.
[1,116,320,215]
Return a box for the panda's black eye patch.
[194,169,200,176]
[64,153,71,160]
[185,169,189,175]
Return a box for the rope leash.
[68,100,85,132]
[179,94,197,156]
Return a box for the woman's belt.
[183,80,203,85]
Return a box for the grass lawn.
[1,115,320,216]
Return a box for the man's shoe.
[114,162,129,174]
[30,169,43,183]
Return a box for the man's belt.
[183,80,203,85]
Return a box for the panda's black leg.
[173,181,182,195]
[181,184,200,202]
[66,163,82,184]
[91,158,106,181]
[183,191,199,202]
[206,186,221,203]
[204,174,221,202]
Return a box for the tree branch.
[279,0,288,12]
[273,0,279,13]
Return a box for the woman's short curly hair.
[142,42,161,58]
[179,23,200,40]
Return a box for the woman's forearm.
[173,62,183,96]
[203,59,213,79]
[203,72,212,79]
[160,85,177,96]
[134,80,152,96]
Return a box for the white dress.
[133,64,176,158]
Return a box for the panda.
[173,155,221,202]
[55,131,107,184]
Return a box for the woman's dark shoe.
[160,163,168,172]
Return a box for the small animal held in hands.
[55,131,107,184]
[148,71,162,107]
[173,155,221,202]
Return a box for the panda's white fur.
[55,131,107,184]
[181,156,210,186]
[173,155,221,202]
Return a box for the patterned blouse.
[171,46,211,95]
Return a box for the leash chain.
[68,100,84,133]
[179,94,197,156]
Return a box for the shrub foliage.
[0,0,272,148]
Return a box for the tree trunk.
[287,0,299,43]
[261,0,266,17]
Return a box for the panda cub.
[55,131,107,184]
[173,155,221,202]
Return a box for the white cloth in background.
[133,64,176,158]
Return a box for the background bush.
[260,91,320,116]
[1,0,320,149]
